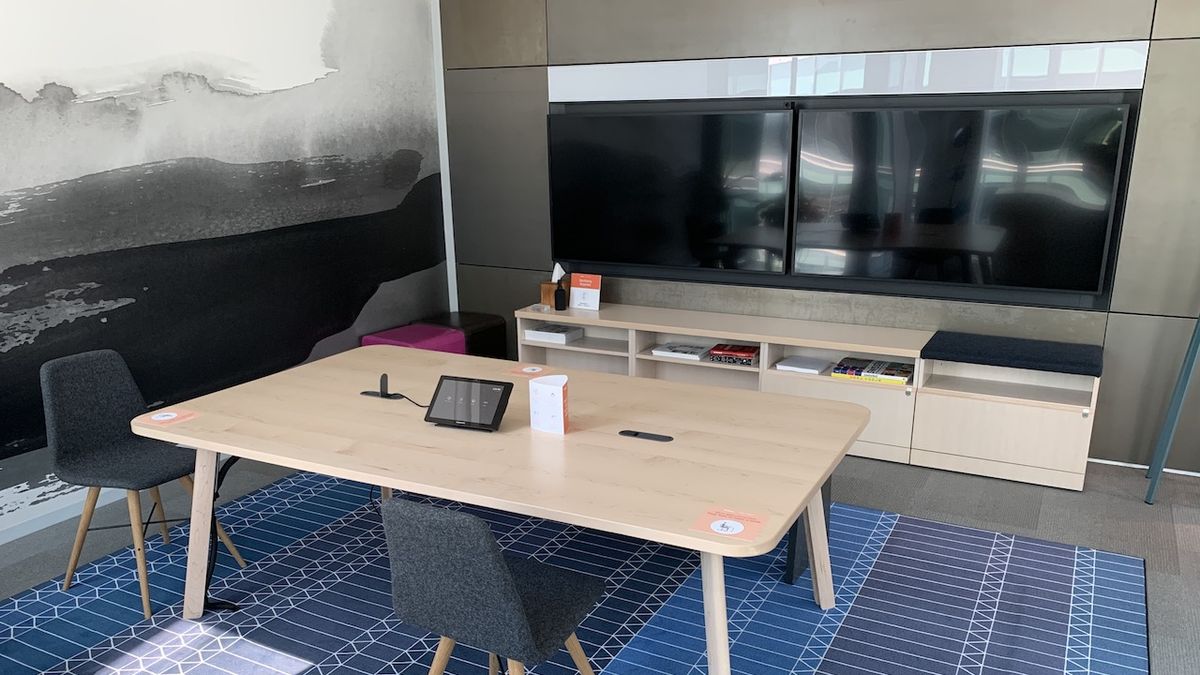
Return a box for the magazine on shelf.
[650,343,711,360]
[830,357,913,384]
[775,355,831,374]
[708,343,760,366]
[523,323,584,344]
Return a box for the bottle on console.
[554,280,568,311]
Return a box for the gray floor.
[0,458,1195,673]
[833,458,1199,675]
[0,459,293,601]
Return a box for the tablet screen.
[425,376,513,431]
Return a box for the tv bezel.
[548,90,1141,311]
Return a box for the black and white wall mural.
[0,0,446,483]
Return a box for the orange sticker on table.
[144,409,198,426]
[691,507,766,541]
[509,365,551,378]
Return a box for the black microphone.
[361,373,402,399]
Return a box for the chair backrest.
[40,349,147,472]
[380,499,537,660]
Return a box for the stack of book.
[650,343,711,360]
[774,355,831,374]
[523,323,584,344]
[708,344,760,367]
[830,357,913,385]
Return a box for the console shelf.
[515,303,1100,490]
[635,350,760,372]
[765,366,914,392]
[920,374,1092,410]
[521,335,628,356]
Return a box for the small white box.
[529,374,569,435]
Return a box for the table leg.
[700,552,731,675]
[785,478,831,584]
[183,449,217,620]
[804,490,836,610]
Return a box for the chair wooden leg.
[63,486,101,590]
[564,633,595,675]
[126,490,153,619]
[488,652,500,675]
[507,659,525,675]
[149,485,170,544]
[381,486,393,501]
[179,475,247,568]
[429,636,455,675]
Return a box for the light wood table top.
[132,345,868,557]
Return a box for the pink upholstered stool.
[361,324,466,354]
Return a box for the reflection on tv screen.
[793,106,1126,292]
[550,111,792,273]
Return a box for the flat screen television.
[549,110,793,273]
[548,94,1134,308]
[793,104,1129,292]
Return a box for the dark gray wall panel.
[546,0,1154,65]
[1110,39,1200,318]
[445,67,552,271]
[440,0,548,68]
[1153,0,1200,39]
[1091,313,1200,472]
[605,278,1108,344]
[456,264,548,358]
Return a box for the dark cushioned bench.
[920,331,1103,378]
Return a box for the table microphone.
[361,373,403,400]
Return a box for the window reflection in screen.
[793,105,1126,292]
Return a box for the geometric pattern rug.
[0,472,1149,674]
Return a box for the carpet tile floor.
[0,472,1148,674]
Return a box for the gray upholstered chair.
[40,349,246,619]
[381,498,605,675]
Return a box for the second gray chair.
[381,498,606,675]
[41,349,246,619]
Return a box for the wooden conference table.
[131,346,869,675]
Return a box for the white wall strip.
[1087,457,1200,479]
[549,41,1148,103]
[430,0,460,311]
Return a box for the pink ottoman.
[361,324,466,354]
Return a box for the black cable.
[394,393,429,409]
[360,373,429,407]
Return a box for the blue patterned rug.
[0,473,1149,674]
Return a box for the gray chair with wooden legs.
[381,499,605,675]
[40,349,246,619]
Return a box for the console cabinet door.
[912,392,1093,473]
[760,371,914,448]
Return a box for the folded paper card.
[569,273,601,310]
[529,374,569,434]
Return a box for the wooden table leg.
[700,551,731,675]
[183,449,217,619]
[785,477,831,584]
[804,490,836,610]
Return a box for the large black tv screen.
[793,105,1129,292]
[550,110,792,273]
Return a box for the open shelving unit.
[515,302,1101,490]
[516,303,933,464]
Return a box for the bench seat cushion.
[921,331,1103,377]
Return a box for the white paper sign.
[529,374,569,434]
[568,273,601,311]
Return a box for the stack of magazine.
[709,344,760,367]
[523,323,584,344]
[830,357,913,385]
[650,343,710,360]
